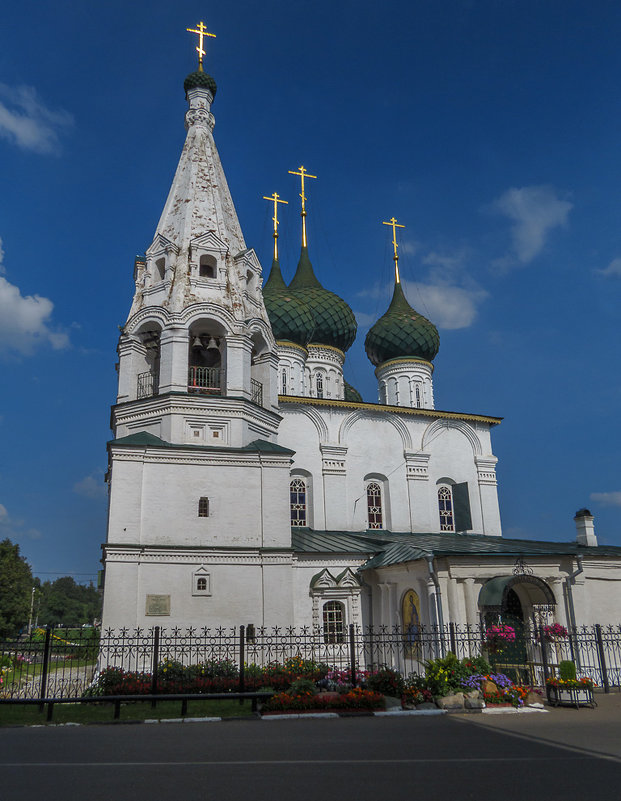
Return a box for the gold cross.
[288,165,317,247]
[263,192,288,260]
[383,217,405,283]
[186,21,216,71]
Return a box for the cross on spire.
[288,165,317,248]
[186,21,216,72]
[382,217,405,284]
[263,192,288,261]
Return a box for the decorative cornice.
[375,357,434,375]
[278,395,502,426]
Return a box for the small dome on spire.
[365,282,439,366]
[184,70,217,98]
[288,247,357,352]
[263,257,315,347]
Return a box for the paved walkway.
[455,690,621,761]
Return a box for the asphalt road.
[2,706,621,801]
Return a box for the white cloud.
[0,83,73,155]
[596,258,621,278]
[0,239,69,356]
[73,472,107,500]
[351,311,378,329]
[0,504,41,540]
[492,185,572,264]
[590,491,621,508]
[402,280,488,330]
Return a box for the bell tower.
[101,25,294,632]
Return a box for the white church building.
[100,50,621,640]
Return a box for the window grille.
[415,384,421,408]
[198,497,209,517]
[438,486,455,531]
[323,601,345,643]
[282,369,287,395]
[196,577,207,591]
[290,478,307,527]
[367,482,383,529]
[316,373,324,399]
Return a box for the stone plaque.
[145,594,171,616]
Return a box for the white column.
[117,337,147,403]
[405,452,432,531]
[225,335,253,399]
[159,327,189,394]
[475,456,502,537]
[462,578,478,628]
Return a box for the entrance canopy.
[478,574,556,611]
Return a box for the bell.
[205,337,219,351]
[191,336,203,349]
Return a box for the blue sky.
[1,0,621,581]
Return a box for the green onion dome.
[263,257,315,347]
[344,381,363,403]
[184,70,217,98]
[365,281,440,366]
[288,247,357,352]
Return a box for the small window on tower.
[199,255,217,278]
[198,497,210,517]
[282,369,287,395]
[415,384,421,408]
[316,372,324,399]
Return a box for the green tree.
[38,576,102,626]
[0,539,34,637]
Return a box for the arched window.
[281,369,287,395]
[415,384,421,408]
[323,601,345,643]
[316,372,324,399]
[367,482,383,530]
[438,486,454,531]
[155,258,166,282]
[199,255,217,278]
[290,478,307,527]
[198,497,210,517]
[196,577,207,591]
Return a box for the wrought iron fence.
[1,623,620,703]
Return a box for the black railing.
[137,370,158,399]
[1,623,620,708]
[251,378,263,406]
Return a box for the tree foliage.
[37,576,102,626]
[0,538,34,637]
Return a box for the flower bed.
[262,687,384,713]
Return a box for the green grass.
[0,698,255,726]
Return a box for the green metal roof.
[288,247,357,352]
[343,381,363,403]
[263,257,315,346]
[109,432,294,455]
[292,528,621,567]
[184,70,217,97]
[365,281,440,366]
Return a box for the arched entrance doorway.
[478,575,556,677]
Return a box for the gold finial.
[263,192,288,261]
[382,217,405,284]
[288,165,317,248]
[186,21,216,72]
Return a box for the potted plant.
[484,624,516,655]
[546,661,596,708]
